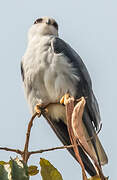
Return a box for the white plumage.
[22,27,79,118]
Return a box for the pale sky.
[0,0,116,179]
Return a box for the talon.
[35,104,42,114]
[35,103,48,116]
[60,93,71,105]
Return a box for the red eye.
[53,22,58,30]
[34,18,43,24]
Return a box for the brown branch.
[0,108,74,163]
[0,147,22,155]
[22,112,39,163]
[65,97,87,180]
[0,144,76,158]
[29,144,74,156]
[0,109,75,163]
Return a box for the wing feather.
[51,37,108,167]
[52,37,101,130]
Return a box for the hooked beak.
[46,19,51,25]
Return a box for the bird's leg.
[60,93,74,105]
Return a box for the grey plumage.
[52,37,101,130]
[21,17,108,176]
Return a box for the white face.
[28,17,58,40]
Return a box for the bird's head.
[28,17,58,40]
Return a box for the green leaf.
[40,158,63,180]
[0,164,11,180]
[10,157,29,180]
[28,165,39,176]
[0,161,7,165]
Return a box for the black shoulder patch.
[21,62,24,81]
[52,37,66,54]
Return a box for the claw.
[60,93,71,105]
[35,104,42,114]
[35,103,48,116]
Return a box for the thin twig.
[29,144,74,156]
[0,147,22,155]
[22,112,39,163]
[0,144,76,158]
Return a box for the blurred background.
[0,0,116,179]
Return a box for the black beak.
[46,19,51,25]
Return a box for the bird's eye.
[53,22,58,30]
[34,18,43,24]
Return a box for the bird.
[21,17,108,176]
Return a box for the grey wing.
[52,37,101,131]
[51,37,109,167]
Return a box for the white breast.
[22,35,79,118]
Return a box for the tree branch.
[0,147,22,155]
[0,144,75,158]
[29,144,74,156]
[22,112,39,163]
[0,110,75,163]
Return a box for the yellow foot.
[35,104,42,114]
[60,93,72,105]
[35,103,48,116]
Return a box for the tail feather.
[83,110,108,166]
[95,134,108,165]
